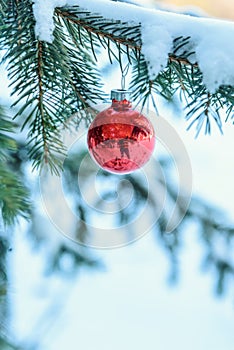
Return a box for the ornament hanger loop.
[121,63,130,90]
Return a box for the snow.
[32,0,234,92]
[33,0,66,42]
[141,25,172,80]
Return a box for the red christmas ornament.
[87,90,155,174]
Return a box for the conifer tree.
[1,1,234,347]
[1,0,234,182]
[0,0,233,280]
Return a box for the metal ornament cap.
[111,89,131,101]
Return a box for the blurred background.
[1,1,234,349]
[162,0,234,19]
[136,0,234,19]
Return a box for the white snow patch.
[196,27,234,92]
[32,0,234,92]
[141,25,172,79]
[33,0,67,42]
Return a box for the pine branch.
[0,106,30,225]
[56,6,194,67]
[56,7,141,51]
[1,0,105,173]
[55,4,234,134]
[0,0,234,176]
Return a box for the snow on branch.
[33,0,234,92]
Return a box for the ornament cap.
[111,89,131,101]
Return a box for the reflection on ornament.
[87,90,155,174]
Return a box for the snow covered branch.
[1,0,234,172]
[33,0,234,92]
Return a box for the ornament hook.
[121,63,130,90]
